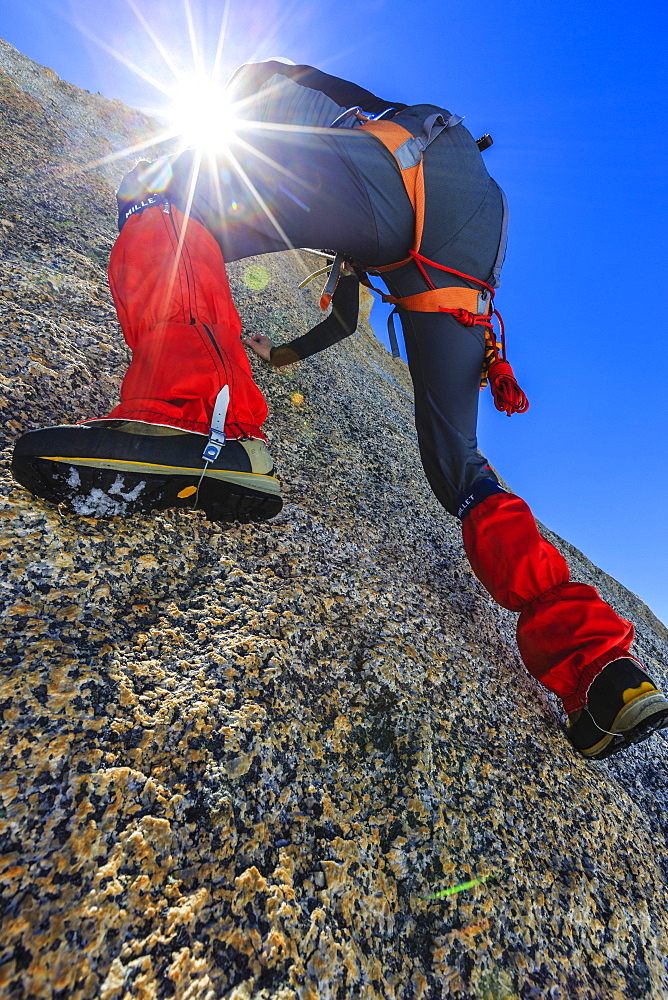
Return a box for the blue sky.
[2,0,667,625]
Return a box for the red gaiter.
[462,492,635,712]
[105,202,268,440]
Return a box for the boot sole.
[11,455,283,523]
[576,691,668,760]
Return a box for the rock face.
[1,37,668,1000]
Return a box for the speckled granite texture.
[2,37,668,1000]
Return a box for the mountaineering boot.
[566,657,668,760]
[11,420,283,522]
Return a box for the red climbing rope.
[410,250,529,416]
[483,310,530,416]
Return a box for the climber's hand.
[242,333,273,362]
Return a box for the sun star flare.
[167,76,239,153]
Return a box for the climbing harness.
[306,107,529,415]
[377,252,529,416]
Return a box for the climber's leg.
[12,124,403,520]
[389,306,499,514]
[11,203,282,522]
[386,295,668,758]
[459,484,668,757]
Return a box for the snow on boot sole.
[12,455,282,522]
[11,422,283,522]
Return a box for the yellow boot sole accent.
[622,681,656,705]
[37,456,282,496]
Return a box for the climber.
[11,61,668,759]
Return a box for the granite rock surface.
[1,37,668,1000]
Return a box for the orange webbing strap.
[358,119,425,270]
[388,287,484,314]
[359,277,490,318]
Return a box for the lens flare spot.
[243,264,271,291]
[424,872,499,900]
[291,392,305,406]
[140,158,173,193]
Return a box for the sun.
[167,75,240,153]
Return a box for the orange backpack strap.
[358,120,424,263]
[358,112,462,270]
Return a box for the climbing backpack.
[318,107,529,416]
